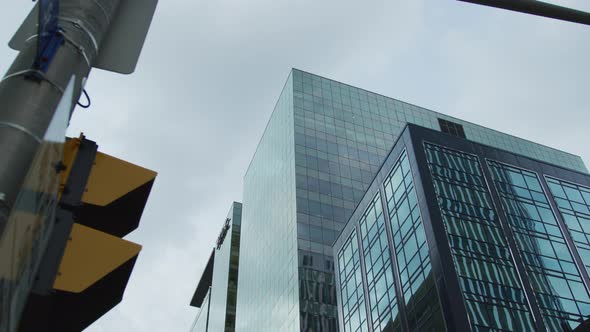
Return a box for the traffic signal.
[18,134,156,331]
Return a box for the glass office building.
[236,69,587,332]
[334,124,590,332]
[190,202,242,332]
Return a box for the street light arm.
[457,0,590,25]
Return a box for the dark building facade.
[334,124,590,332]
[235,69,586,332]
[191,202,242,332]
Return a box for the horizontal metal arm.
[457,0,590,25]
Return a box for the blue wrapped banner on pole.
[35,0,63,72]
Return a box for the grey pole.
[0,0,121,227]
[457,0,590,25]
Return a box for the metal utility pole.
[0,0,158,226]
[0,1,157,330]
[457,0,590,25]
[0,0,121,228]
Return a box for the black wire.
[77,88,91,109]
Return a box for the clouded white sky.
[1,1,589,331]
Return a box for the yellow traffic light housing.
[19,134,156,331]
[53,223,142,293]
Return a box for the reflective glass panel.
[337,230,368,332]
[383,150,444,331]
[489,161,590,330]
[425,144,535,331]
[359,194,401,332]
[547,178,590,275]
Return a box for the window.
[489,161,590,330]
[438,119,466,139]
[426,144,535,331]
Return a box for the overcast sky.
[1,1,589,331]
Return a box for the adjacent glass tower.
[236,69,587,332]
[191,202,242,332]
[334,124,590,332]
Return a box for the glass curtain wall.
[488,161,590,330]
[425,144,536,331]
[546,178,590,275]
[358,194,401,332]
[237,74,299,332]
[383,151,443,331]
[336,149,447,332]
[337,231,368,332]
